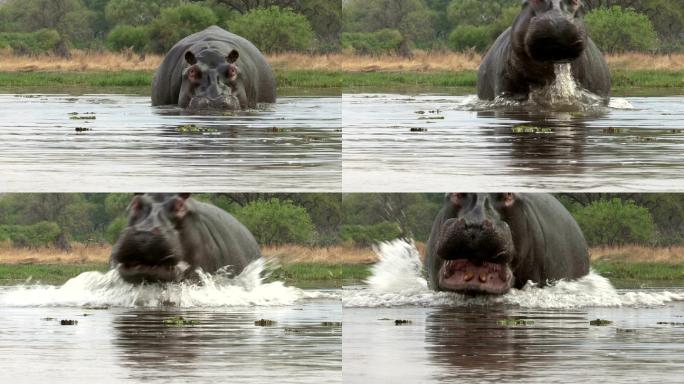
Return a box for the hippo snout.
[525,15,586,63]
[188,95,241,111]
[436,218,514,264]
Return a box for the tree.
[585,6,658,52]
[147,4,218,53]
[227,6,315,52]
[104,0,183,27]
[572,198,657,246]
[232,198,317,245]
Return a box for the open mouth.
[527,38,585,63]
[438,258,513,294]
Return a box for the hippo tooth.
[464,271,474,281]
[479,271,488,283]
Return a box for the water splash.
[343,240,684,309]
[0,259,336,308]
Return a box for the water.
[0,262,341,384]
[342,93,684,191]
[342,241,684,383]
[0,94,341,191]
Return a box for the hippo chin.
[110,193,261,284]
[151,25,276,111]
[425,193,589,295]
[477,0,610,103]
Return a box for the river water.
[0,262,341,384]
[343,241,684,383]
[342,93,684,191]
[0,94,341,192]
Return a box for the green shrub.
[341,29,403,56]
[232,198,316,245]
[0,222,61,247]
[106,25,149,53]
[227,6,314,52]
[585,6,658,53]
[447,24,492,52]
[0,29,61,55]
[105,216,127,245]
[147,4,218,53]
[573,198,657,246]
[340,222,402,246]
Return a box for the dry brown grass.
[2,51,683,73]
[0,243,110,264]
[590,245,684,263]
[2,243,682,266]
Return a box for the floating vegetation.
[418,116,444,120]
[83,304,109,310]
[176,124,218,134]
[511,125,553,134]
[410,127,428,132]
[603,127,623,134]
[497,318,535,326]
[75,127,92,132]
[589,319,613,326]
[41,317,56,321]
[321,322,342,327]
[254,319,276,327]
[60,319,78,326]
[68,112,96,120]
[394,319,412,325]
[163,316,199,327]
[657,322,684,326]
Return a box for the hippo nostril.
[151,227,161,236]
[483,219,492,229]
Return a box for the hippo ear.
[185,51,197,65]
[227,49,239,64]
[503,193,516,208]
[171,195,189,219]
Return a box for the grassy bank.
[0,69,341,90]
[1,244,682,287]
[0,51,682,92]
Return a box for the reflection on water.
[343,240,684,383]
[0,302,341,384]
[0,94,341,191]
[0,261,341,384]
[343,304,684,384]
[343,94,684,191]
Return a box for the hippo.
[477,0,610,102]
[110,193,261,283]
[151,26,276,110]
[425,193,589,294]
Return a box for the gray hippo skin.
[425,193,589,294]
[151,25,276,110]
[110,193,261,283]
[477,0,610,102]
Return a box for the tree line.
[342,0,684,56]
[0,0,340,57]
[0,193,681,250]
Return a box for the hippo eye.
[188,67,202,82]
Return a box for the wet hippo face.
[180,49,246,111]
[517,0,587,63]
[110,194,192,283]
[433,193,517,295]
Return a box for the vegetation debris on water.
[254,319,276,327]
[590,319,613,326]
[163,316,199,327]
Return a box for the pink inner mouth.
[439,259,513,294]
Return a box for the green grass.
[0,263,109,285]
[0,262,372,287]
[592,260,684,281]
[342,69,684,92]
[0,70,342,91]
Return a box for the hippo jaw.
[115,259,190,284]
[111,239,188,284]
[187,94,241,112]
[438,258,514,295]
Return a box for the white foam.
[343,240,684,309]
[608,97,635,110]
[0,259,336,308]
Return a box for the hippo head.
[515,0,588,63]
[432,193,517,295]
[110,193,193,283]
[179,49,246,111]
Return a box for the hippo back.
[152,26,276,107]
